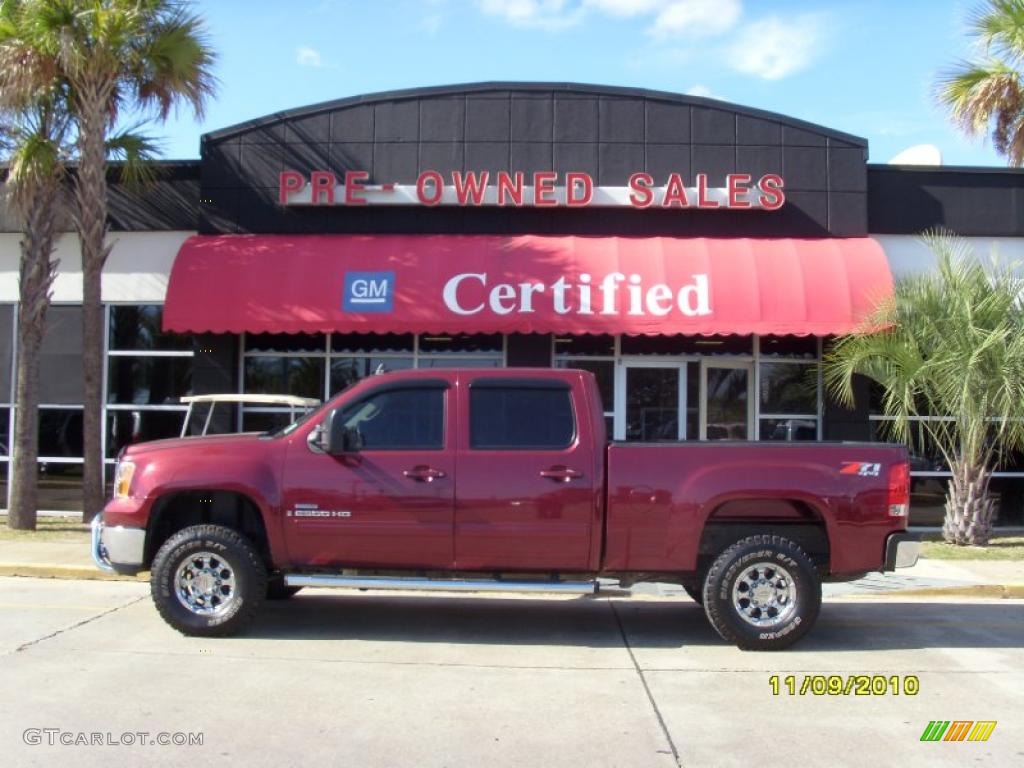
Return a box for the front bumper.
[91,513,146,575]
[883,532,921,571]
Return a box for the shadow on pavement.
[247,593,1023,651]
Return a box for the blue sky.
[155,0,1003,166]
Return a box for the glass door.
[700,361,754,440]
[614,361,689,441]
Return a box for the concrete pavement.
[1,577,1021,767]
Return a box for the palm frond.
[105,125,160,186]
[824,231,1024,478]
[938,2,1024,165]
[969,0,1024,60]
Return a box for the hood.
[120,431,267,459]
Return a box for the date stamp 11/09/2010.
[768,675,920,696]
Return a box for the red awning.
[163,234,893,336]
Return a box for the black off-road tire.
[702,535,821,651]
[150,524,267,637]
[266,577,302,600]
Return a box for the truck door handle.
[403,466,447,482]
[539,466,583,482]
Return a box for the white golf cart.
[179,394,321,437]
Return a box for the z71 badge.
[840,462,881,477]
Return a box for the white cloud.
[648,0,741,39]
[583,0,666,16]
[296,46,323,68]
[726,14,826,80]
[477,0,583,29]
[686,84,713,98]
[477,0,748,36]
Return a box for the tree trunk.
[74,88,113,522]
[7,189,58,531]
[943,462,997,545]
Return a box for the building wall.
[199,83,869,237]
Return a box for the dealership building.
[2,82,1023,523]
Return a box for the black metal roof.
[201,81,869,148]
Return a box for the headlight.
[112,461,136,500]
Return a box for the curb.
[865,584,1024,599]
[0,564,146,582]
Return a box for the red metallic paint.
[103,369,907,577]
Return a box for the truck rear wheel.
[702,535,820,651]
[150,524,267,637]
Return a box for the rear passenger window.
[470,386,575,449]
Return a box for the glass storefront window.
[244,333,325,353]
[625,367,680,441]
[108,305,191,351]
[555,359,614,413]
[241,410,294,434]
[553,335,615,356]
[37,463,84,512]
[621,335,690,356]
[330,356,414,394]
[331,333,414,353]
[417,357,501,369]
[760,335,818,359]
[759,418,818,441]
[244,357,325,400]
[0,407,8,456]
[684,335,757,358]
[107,357,193,404]
[759,362,817,415]
[40,307,84,404]
[38,408,83,458]
[418,333,502,354]
[0,305,13,402]
[106,409,188,457]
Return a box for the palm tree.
[2,101,70,531]
[1,0,73,530]
[937,0,1024,166]
[14,0,215,518]
[823,233,1024,545]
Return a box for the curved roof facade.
[198,82,869,237]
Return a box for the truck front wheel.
[150,524,267,637]
[702,535,821,651]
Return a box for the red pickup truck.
[92,368,918,650]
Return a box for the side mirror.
[326,409,363,455]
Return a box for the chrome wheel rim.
[731,562,797,628]
[175,551,237,617]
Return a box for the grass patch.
[920,534,1024,561]
[0,515,89,541]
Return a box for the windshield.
[263,406,321,438]
[262,381,361,438]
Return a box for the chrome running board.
[284,574,597,594]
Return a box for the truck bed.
[603,441,908,575]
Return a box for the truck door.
[454,376,596,571]
[281,380,454,569]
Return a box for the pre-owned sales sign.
[278,170,785,210]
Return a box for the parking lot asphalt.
[1,577,1021,768]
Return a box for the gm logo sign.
[343,271,394,313]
